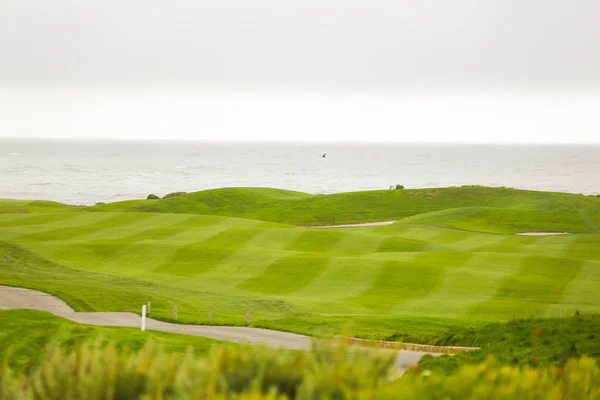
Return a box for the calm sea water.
[1,139,598,205]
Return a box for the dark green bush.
[146,194,160,200]
[419,314,600,374]
[395,184,405,190]
[162,192,187,199]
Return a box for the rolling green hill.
[1,186,599,340]
[87,186,600,228]
[6,186,599,229]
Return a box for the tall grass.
[1,341,599,399]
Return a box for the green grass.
[0,309,224,373]
[419,314,600,373]
[1,186,599,341]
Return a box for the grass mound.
[0,199,80,214]
[397,206,593,234]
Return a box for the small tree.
[147,194,160,200]
[395,184,405,190]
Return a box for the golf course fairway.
[1,186,599,341]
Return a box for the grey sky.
[0,1,599,142]
[2,0,600,90]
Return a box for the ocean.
[1,139,598,205]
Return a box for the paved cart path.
[0,285,450,372]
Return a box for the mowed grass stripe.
[99,213,199,242]
[349,258,446,313]
[191,223,295,289]
[99,215,241,274]
[153,226,264,277]
[334,232,386,255]
[287,230,346,253]
[563,234,600,261]
[238,254,330,295]
[0,213,101,240]
[0,242,296,322]
[166,216,263,242]
[425,230,473,246]
[373,223,447,241]
[202,226,269,248]
[546,260,600,316]
[25,217,261,277]
[397,253,522,318]
[19,241,168,276]
[62,213,177,242]
[291,257,383,302]
[377,236,431,253]
[388,252,474,313]
[13,213,148,242]
[245,228,304,250]
[12,215,209,277]
[0,212,82,228]
[153,244,234,277]
[469,255,583,318]
[519,234,579,258]
[408,252,473,269]
[191,250,287,290]
[432,231,507,252]
[474,236,530,253]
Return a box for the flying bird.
[322,153,326,158]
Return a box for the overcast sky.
[1,0,599,142]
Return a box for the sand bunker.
[516,232,571,236]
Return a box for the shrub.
[0,341,396,400]
[162,192,187,199]
[146,194,160,200]
[2,341,600,399]
[419,314,600,374]
[95,202,106,206]
[395,184,405,190]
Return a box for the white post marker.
[141,304,146,331]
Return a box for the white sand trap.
[516,232,571,236]
[307,221,397,229]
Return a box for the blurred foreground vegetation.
[1,341,599,400]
